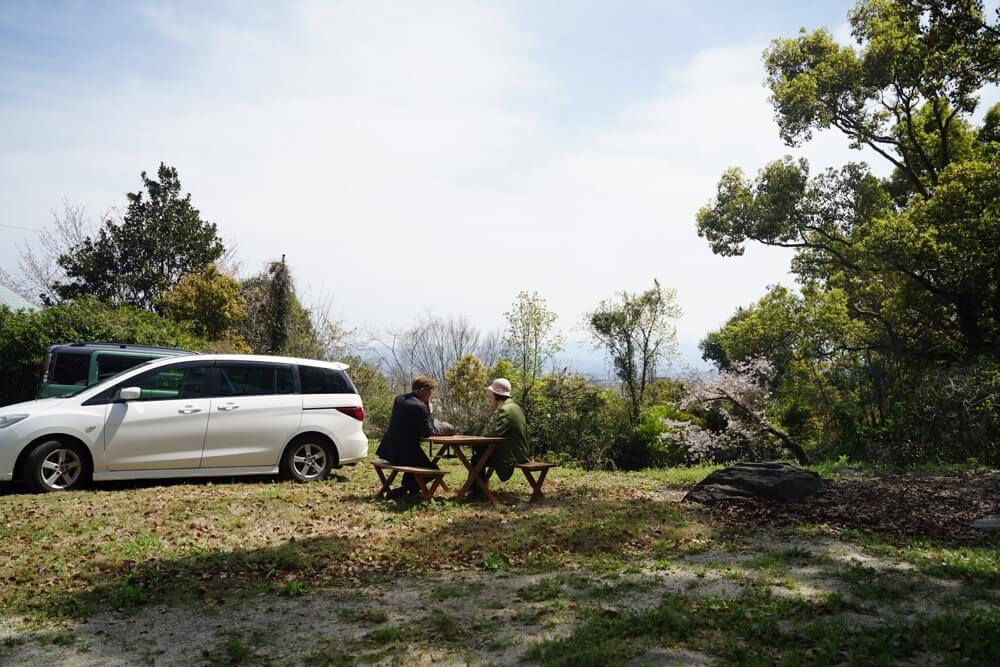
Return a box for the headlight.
[0,414,28,429]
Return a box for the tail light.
[335,406,365,421]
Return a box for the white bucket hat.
[486,378,513,397]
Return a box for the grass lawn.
[0,449,997,665]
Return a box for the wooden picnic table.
[425,435,505,506]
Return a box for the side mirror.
[119,386,142,401]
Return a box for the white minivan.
[0,354,368,492]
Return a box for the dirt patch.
[688,470,1000,544]
[1,553,994,666]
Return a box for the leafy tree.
[501,291,564,412]
[54,164,224,309]
[694,0,1000,462]
[488,358,519,385]
[340,354,394,438]
[679,358,811,464]
[444,354,491,433]
[587,280,682,424]
[235,257,349,360]
[238,272,275,354]
[158,264,247,342]
[267,255,292,354]
[528,371,628,470]
[0,297,212,406]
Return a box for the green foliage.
[488,358,518,385]
[502,291,563,411]
[695,0,1000,464]
[267,256,292,354]
[481,552,506,571]
[587,280,681,425]
[157,264,248,346]
[0,298,214,406]
[235,260,342,360]
[635,405,696,468]
[444,354,491,434]
[53,163,224,310]
[527,372,629,469]
[276,581,306,597]
[342,355,394,437]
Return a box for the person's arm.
[411,400,434,439]
[484,407,511,438]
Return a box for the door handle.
[178,407,202,414]
[218,404,239,411]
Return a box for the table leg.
[428,444,450,491]
[455,443,498,505]
[430,443,448,465]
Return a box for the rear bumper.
[335,432,369,464]
[337,455,367,467]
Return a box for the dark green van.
[37,343,195,398]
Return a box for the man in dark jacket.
[376,375,439,495]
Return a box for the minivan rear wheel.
[25,439,91,493]
[281,438,335,482]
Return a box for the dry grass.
[1,453,997,665]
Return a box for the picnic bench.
[427,435,504,505]
[515,461,556,502]
[371,459,448,501]
[374,441,557,505]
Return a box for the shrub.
[0,297,218,406]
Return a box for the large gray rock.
[683,462,825,504]
[971,517,1000,532]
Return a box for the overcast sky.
[5,0,991,372]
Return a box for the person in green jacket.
[472,378,529,496]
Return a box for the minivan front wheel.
[281,438,335,482]
[26,439,90,492]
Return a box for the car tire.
[280,437,336,483]
[25,439,91,493]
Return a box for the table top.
[425,435,504,445]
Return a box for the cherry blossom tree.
[673,358,811,465]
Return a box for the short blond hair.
[412,375,438,391]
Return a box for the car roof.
[143,353,349,371]
[50,342,196,355]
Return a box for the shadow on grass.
[13,489,703,625]
[0,472,352,497]
[387,490,704,571]
[19,533,361,624]
[525,588,1000,666]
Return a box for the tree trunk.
[723,391,811,465]
[759,421,811,466]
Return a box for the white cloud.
[0,1,886,371]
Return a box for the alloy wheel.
[40,448,83,490]
[291,443,327,480]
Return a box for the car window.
[299,365,357,394]
[96,354,149,382]
[125,364,211,401]
[50,351,90,386]
[217,364,294,397]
